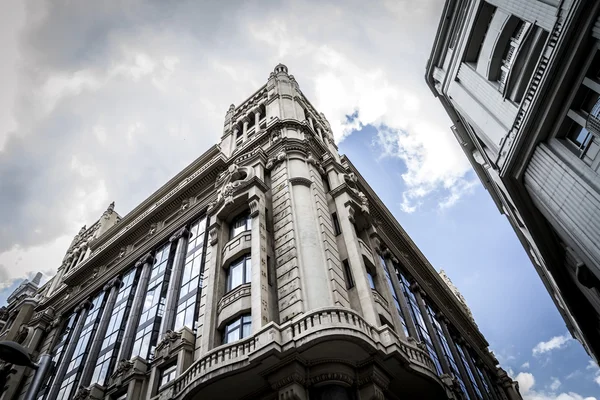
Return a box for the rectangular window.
[331,213,341,236]
[223,314,252,344]
[381,256,409,337]
[132,242,174,360]
[342,260,354,289]
[227,255,252,292]
[90,267,138,386]
[173,216,208,332]
[366,269,376,290]
[230,212,251,239]
[457,343,484,399]
[159,364,177,387]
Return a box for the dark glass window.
[457,343,484,399]
[91,267,138,386]
[40,312,78,399]
[342,260,354,289]
[398,271,443,376]
[57,292,106,399]
[380,256,408,337]
[223,314,252,344]
[332,213,341,236]
[227,255,252,292]
[230,212,251,239]
[132,242,173,360]
[366,268,376,290]
[427,305,470,399]
[174,217,208,331]
[159,364,177,387]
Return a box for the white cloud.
[516,371,596,400]
[586,361,600,387]
[0,0,476,291]
[533,333,572,356]
[522,362,531,369]
[517,372,536,393]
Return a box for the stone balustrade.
[164,307,438,399]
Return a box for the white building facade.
[0,65,521,400]
[426,0,600,362]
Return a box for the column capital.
[104,276,123,292]
[435,311,449,326]
[169,227,191,242]
[248,196,261,218]
[135,252,154,268]
[410,281,425,296]
[241,115,251,124]
[75,299,93,313]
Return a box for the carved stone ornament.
[71,386,91,400]
[271,130,282,142]
[209,164,255,213]
[155,330,183,359]
[170,227,191,243]
[308,372,354,387]
[265,149,286,171]
[118,247,126,259]
[306,152,325,175]
[209,224,219,246]
[110,359,134,380]
[148,222,158,236]
[135,253,154,268]
[180,198,190,213]
[249,198,260,218]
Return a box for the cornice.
[88,145,224,252]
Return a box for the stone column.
[79,277,122,388]
[463,344,490,400]
[233,125,240,145]
[117,253,154,361]
[249,194,270,332]
[159,227,191,337]
[197,217,220,356]
[287,150,333,310]
[332,198,378,326]
[254,109,261,134]
[65,248,80,273]
[307,116,314,131]
[242,116,250,142]
[384,255,418,339]
[46,300,92,400]
[438,315,478,400]
[411,283,451,375]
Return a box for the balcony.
[159,307,445,400]
[221,232,252,267]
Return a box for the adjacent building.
[426,0,600,362]
[1,65,521,400]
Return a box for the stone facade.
[1,64,520,400]
[426,0,600,362]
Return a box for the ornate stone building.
[2,64,520,400]
[426,0,600,361]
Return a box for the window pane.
[245,258,252,284]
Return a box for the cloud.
[533,333,572,356]
[516,371,596,400]
[0,0,470,289]
[586,361,600,387]
[522,362,530,369]
[517,372,535,393]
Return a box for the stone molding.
[288,177,312,187]
[217,283,252,314]
[164,307,440,399]
[103,276,122,292]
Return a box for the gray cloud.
[0,0,455,278]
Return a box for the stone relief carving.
[265,149,286,171]
[208,164,255,213]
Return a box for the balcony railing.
[164,307,438,399]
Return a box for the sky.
[0,0,598,398]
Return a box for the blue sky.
[0,1,598,399]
